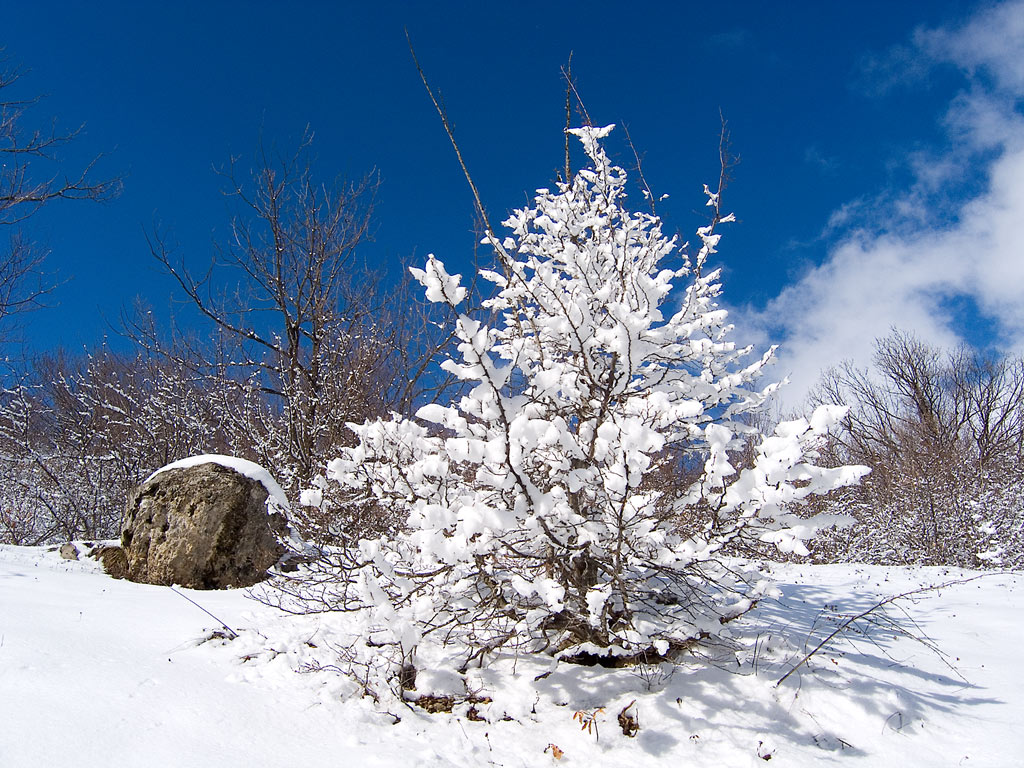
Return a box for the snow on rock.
[148,454,290,513]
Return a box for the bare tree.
[808,330,1024,567]
[0,54,118,344]
[129,133,453,504]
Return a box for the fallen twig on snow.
[776,574,998,687]
[168,585,239,640]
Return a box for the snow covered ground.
[1,544,1020,767]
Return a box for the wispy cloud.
[741,0,1024,410]
[803,145,840,175]
[852,43,933,97]
[917,0,1024,94]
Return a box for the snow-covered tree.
[309,125,865,672]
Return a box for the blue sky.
[4,1,1023,405]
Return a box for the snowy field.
[1,544,1020,767]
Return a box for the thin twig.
[405,30,508,266]
[561,52,574,183]
[169,585,239,639]
[565,71,593,128]
[622,123,656,216]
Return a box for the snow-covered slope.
[1,544,1020,767]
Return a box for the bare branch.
[405,31,513,269]
[561,53,574,183]
[0,52,121,344]
[622,122,657,216]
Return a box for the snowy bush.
[295,125,866,678]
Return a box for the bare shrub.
[808,331,1024,568]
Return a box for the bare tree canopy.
[129,132,452,499]
[0,54,119,342]
[809,330,1024,567]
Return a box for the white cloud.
[741,0,1024,410]
[917,0,1024,94]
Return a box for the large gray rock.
[121,461,287,589]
